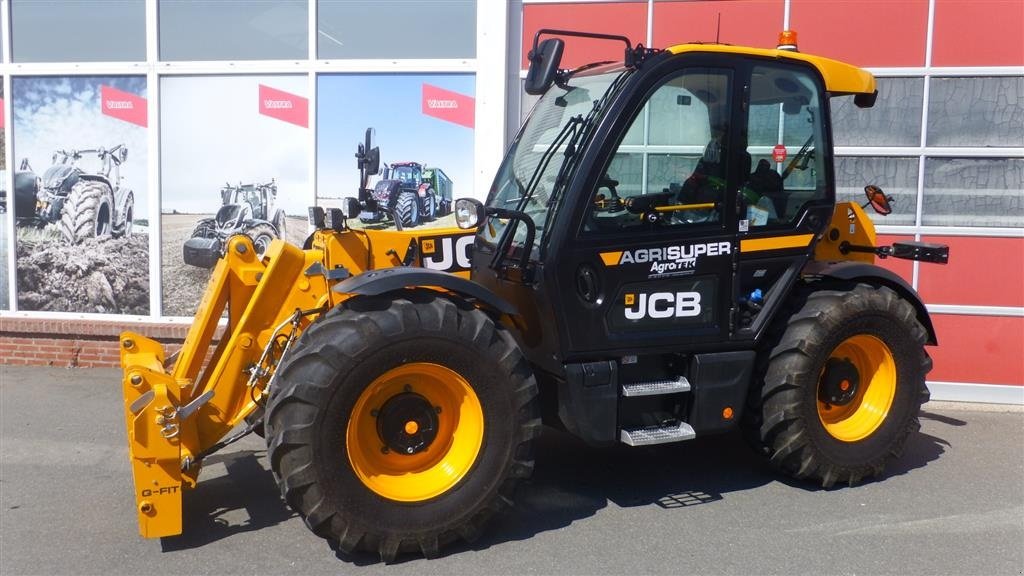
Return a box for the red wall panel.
[790,0,928,67]
[932,0,1024,66]
[928,314,1024,385]
[652,0,784,49]
[876,234,916,285]
[918,236,1024,307]
[521,3,648,70]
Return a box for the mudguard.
[333,266,517,316]
[803,260,937,345]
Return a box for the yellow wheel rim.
[346,362,484,502]
[817,334,896,442]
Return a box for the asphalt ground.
[1,366,1021,576]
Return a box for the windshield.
[483,65,628,254]
[392,165,421,184]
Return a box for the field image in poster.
[160,75,309,317]
[317,74,475,230]
[12,76,149,314]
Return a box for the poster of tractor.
[316,74,475,229]
[11,76,150,315]
[159,75,309,317]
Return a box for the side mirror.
[454,197,486,230]
[525,38,564,96]
[864,185,893,215]
[854,90,878,109]
[341,197,362,219]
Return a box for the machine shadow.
[160,448,295,551]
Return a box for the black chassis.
[460,50,935,445]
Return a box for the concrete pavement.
[1,366,1021,575]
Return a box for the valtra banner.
[421,83,474,128]
[101,86,147,127]
[259,84,309,128]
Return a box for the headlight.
[454,198,485,230]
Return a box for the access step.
[621,376,691,397]
[620,422,696,446]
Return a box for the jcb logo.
[624,292,701,320]
[422,235,474,272]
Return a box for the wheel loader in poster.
[361,160,454,228]
[120,30,949,563]
[14,146,134,243]
[183,180,287,268]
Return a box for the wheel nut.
[370,409,379,418]
[380,446,389,454]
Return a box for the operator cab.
[469,33,841,374]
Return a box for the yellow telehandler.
[121,29,948,562]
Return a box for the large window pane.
[922,157,1024,227]
[13,76,150,314]
[927,77,1024,147]
[159,0,308,61]
[836,157,919,226]
[833,77,924,147]
[161,76,310,316]
[318,0,475,59]
[1,82,7,310]
[12,0,145,63]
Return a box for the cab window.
[583,68,733,234]
[741,64,827,229]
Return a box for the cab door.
[732,60,835,340]
[550,62,743,358]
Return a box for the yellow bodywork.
[120,226,474,538]
[814,201,879,264]
[666,44,876,96]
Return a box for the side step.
[621,376,691,397]
[620,422,696,446]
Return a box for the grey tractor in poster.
[14,145,135,244]
[183,180,287,268]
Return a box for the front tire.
[266,293,540,562]
[753,283,931,487]
[243,222,277,260]
[394,191,419,228]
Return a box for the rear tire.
[266,293,540,562]
[751,283,931,487]
[394,191,419,228]
[113,192,134,238]
[60,181,114,244]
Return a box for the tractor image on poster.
[360,160,453,228]
[13,145,134,244]
[120,30,950,563]
[182,180,287,268]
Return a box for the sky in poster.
[316,74,476,202]
[12,76,149,215]
[160,75,309,215]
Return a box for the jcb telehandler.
[120,29,949,562]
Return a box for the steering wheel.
[592,174,624,213]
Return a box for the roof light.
[777,30,798,51]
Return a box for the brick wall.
[0,318,206,368]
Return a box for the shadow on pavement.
[160,449,294,551]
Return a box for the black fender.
[332,266,517,316]
[803,260,937,345]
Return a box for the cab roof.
[665,43,876,96]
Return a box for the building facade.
[0,0,1021,404]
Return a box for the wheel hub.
[376,391,439,455]
[819,357,860,406]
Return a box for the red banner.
[421,84,474,129]
[259,84,308,128]
[101,86,147,127]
